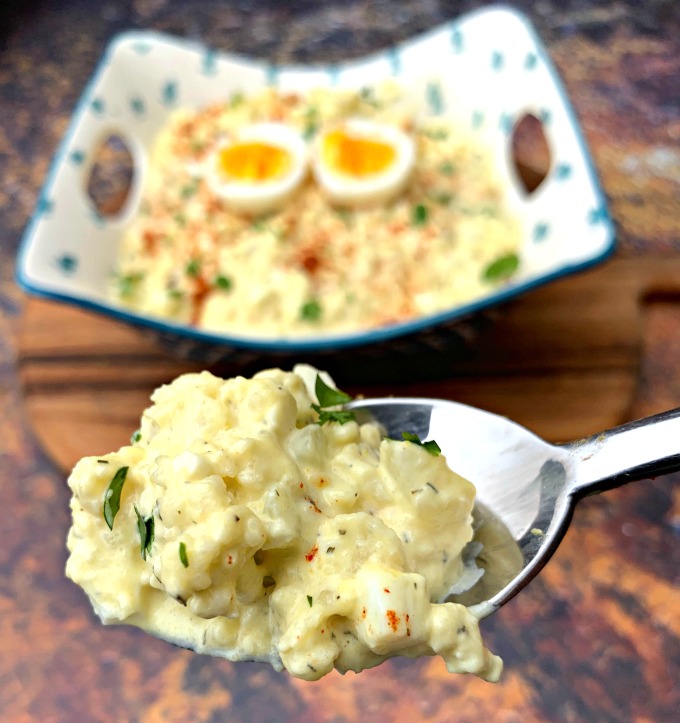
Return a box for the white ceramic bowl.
[16,5,615,359]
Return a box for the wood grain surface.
[18,257,680,471]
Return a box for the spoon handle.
[564,407,680,496]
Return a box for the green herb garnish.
[422,128,449,141]
[103,466,129,530]
[174,212,187,227]
[334,208,353,226]
[186,258,201,277]
[359,86,382,108]
[214,274,232,291]
[401,431,441,456]
[180,181,199,199]
[439,161,456,175]
[131,430,142,444]
[134,506,154,560]
[168,288,184,300]
[118,272,144,299]
[434,192,453,206]
[314,407,356,425]
[302,107,320,140]
[307,595,313,607]
[303,121,319,140]
[300,299,322,322]
[412,204,429,226]
[230,91,245,107]
[315,375,352,407]
[482,253,519,282]
[311,375,356,425]
[179,541,189,568]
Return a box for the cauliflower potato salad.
[114,83,521,336]
[66,366,501,681]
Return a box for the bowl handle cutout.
[510,113,551,196]
[81,127,146,228]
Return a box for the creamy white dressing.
[66,366,502,681]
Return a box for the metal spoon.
[348,398,680,619]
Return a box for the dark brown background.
[1,1,679,721]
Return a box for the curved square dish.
[16,5,615,358]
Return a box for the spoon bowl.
[348,398,680,619]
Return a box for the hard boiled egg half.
[206,122,308,214]
[312,119,415,207]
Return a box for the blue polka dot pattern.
[56,254,78,273]
[162,81,178,107]
[130,97,145,116]
[426,82,444,115]
[555,163,572,180]
[202,49,218,76]
[533,222,549,242]
[450,27,463,53]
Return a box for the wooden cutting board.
[17,256,680,472]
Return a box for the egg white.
[205,122,308,215]
[311,119,415,208]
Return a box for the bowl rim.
[15,5,616,353]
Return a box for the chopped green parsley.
[180,180,199,199]
[230,91,244,107]
[401,431,441,456]
[134,506,154,560]
[117,272,144,299]
[312,375,356,425]
[412,204,429,226]
[300,299,322,322]
[103,466,129,530]
[214,274,233,291]
[482,253,519,282]
[179,541,189,568]
[186,258,201,277]
[422,128,449,141]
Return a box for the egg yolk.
[219,142,292,183]
[322,130,396,178]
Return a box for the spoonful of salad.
[64,365,680,682]
[346,394,680,618]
